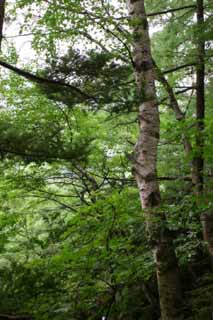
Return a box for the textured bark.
[192,0,205,195]
[0,0,5,50]
[193,0,213,273]
[201,214,213,270]
[128,1,183,319]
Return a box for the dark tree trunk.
[192,0,205,195]
[193,0,213,272]
[0,0,5,49]
[0,315,32,320]
[128,1,183,319]
[201,214,213,270]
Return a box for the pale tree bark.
[128,1,183,319]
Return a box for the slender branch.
[159,87,196,105]
[163,62,196,74]
[73,163,99,191]
[115,5,197,20]
[4,29,110,53]
[154,61,185,120]
[153,60,195,155]
[147,5,196,17]
[27,194,77,212]
[0,315,31,320]
[175,86,196,95]
[3,32,36,38]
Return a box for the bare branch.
[147,5,196,17]
[154,61,185,120]
[163,62,196,74]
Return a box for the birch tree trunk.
[128,1,183,319]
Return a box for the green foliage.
[0,0,212,319]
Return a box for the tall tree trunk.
[128,1,183,319]
[0,0,5,49]
[192,0,205,195]
[194,0,213,270]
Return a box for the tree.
[0,0,5,49]
[129,1,183,319]
[0,0,212,319]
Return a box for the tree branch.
[0,315,31,320]
[175,86,196,95]
[0,60,97,102]
[0,146,76,161]
[163,62,196,74]
[147,5,196,17]
[154,61,185,120]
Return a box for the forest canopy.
[0,1,212,320]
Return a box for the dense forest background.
[0,0,212,319]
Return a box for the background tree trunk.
[192,0,213,271]
[192,0,205,195]
[128,0,183,319]
[0,0,5,50]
